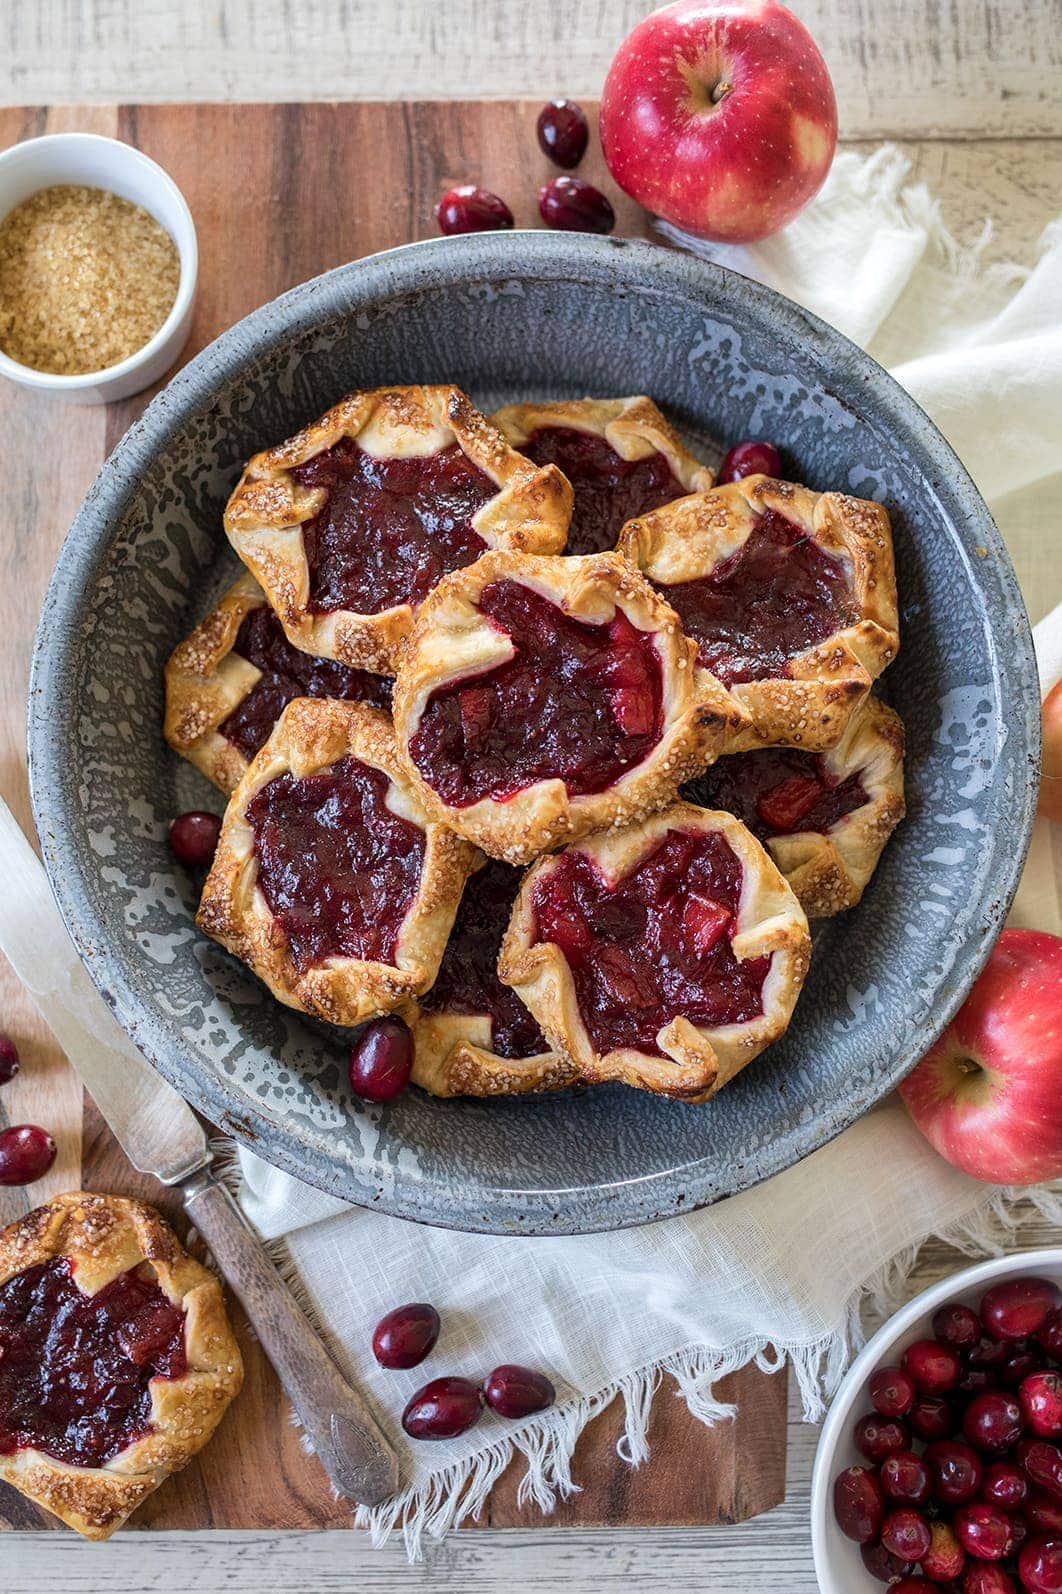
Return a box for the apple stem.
[711,79,732,104]
[957,1057,982,1077]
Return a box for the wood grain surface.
[0,99,788,1536]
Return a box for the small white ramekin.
[0,133,197,403]
[811,1245,1062,1594]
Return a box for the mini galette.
[499,803,811,1102]
[684,696,906,918]
[164,570,392,795]
[223,385,573,673]
[0,1191,242,1541]
[492,395,713,557]
[392,549,745,864]
[197,698,476,1025]
[410,855,577,1098]
[618,476,899,752]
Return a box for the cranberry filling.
[685,746,869,841]
[521,425,688,556]
[247,754,425,973]
[292,439,496,617]
[530,828,770,1057]
[661,507,856,686]
[422,858,547,1059]
[408,579,664,808]
[220,606,392,762]
[0,1258,187,1468]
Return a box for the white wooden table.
[3,3,1060,1590]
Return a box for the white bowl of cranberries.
[812,1249,1062,1594]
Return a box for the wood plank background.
[0,99,788,1536]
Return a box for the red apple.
[900,929,1062,1184]
[599,0,838,244]
[1039,680,1062,823]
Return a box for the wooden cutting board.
[0,101,787,1533]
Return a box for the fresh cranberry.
[402,1376,485,1440]
[1018,1439,1062,1500]
[168,810,221,868]
[435,185,514,236]
[927,1440,984,1505]
[372,1303,440,1369]
[1038,1309,1062,1362]
[881,1507,933,1562]
[1027,1492,1062,1534]
[954,1502,1015,1561]
[960,1369,1001,1397]
[1022,1372,1062,1439]
[889,1580,926,1594]
[870,1364,917,1418]
[538,175,614,234]
[881,1449,932,1505]
[1001,1345,1045,1388]
[0,1032,20,1085]
[963,1391,1023,1453]
[716,440,783,484]
[923,1519,966,1580]
[911,1394,957,1441]
[536,99,589,168]
[860,1541,914,1582]
[855,1411,911,1463]
[981,1461,1028,1510]
[963,1567,1018,1594]
[348,1019,413,1103]
[484,1364,556,1419]
[981,1279,1061,1342]
[833,1465,885,1543]
[969,1336,1012,1371]
[935,1303,984,1351]
[1018,1537,1062,1594]
[904,1337,962,1394]
[0,1124,56,1185]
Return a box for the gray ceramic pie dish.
[27,232,1039,1236]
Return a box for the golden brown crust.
[196,698,477,1024]
[392,549,747,865]
[409,1008,578,1098]
[618,476,899,752]
[0,1192,242,1541]
[499,803,811,1103]
[223,385,573,673]
[762,696,906,918]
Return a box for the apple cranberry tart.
[0,1192,242,1541]
[197,698,476,1024]
[492,395,714,556]
[684,695,906,918]
[392,549,745,864]
[223,385,573,673]
[499,804,811,1102]
[618,476,899,751]
[164,571,392,795]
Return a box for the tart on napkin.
[0,1192,242,1540]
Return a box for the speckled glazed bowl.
[28,234,1038,1235]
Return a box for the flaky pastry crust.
[0,1192,242,1541]
[392,549,746,865]
[223,385,573,673]
[409,1007,577,1099]
[197,698,477,1024]
[618,476,899,752]
[499,803,811,1103]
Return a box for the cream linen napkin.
[233,148,1062,1554]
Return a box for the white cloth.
[234,147,1062,1554]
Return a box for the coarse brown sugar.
[0,183,181,375]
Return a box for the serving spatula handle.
[182,1170,400,1507]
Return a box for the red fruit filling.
[519,425,688,557]
[658,506,856,686]
[421,858,547,1060]
[0,1258,186,1468]
[408,579,664,807]
[247,755,424,973]
[220,605,392,761]
[529,827,770,1058]
[292,439,496,617]
[685,744,868,840]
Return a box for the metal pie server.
[0,797,400,1508]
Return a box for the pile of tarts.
[165,385,903,1107]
